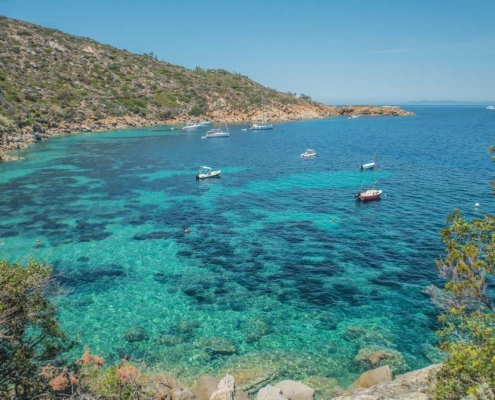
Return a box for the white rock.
[256,385,287,400]
[274,380,315,400]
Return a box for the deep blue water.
[1,106,494,392]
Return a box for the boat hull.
[249,125,273,130]
[204,133,230,138]
[196,170,221,179]
[360,162,375,170]
[356,189,382,201]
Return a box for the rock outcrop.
[332,364,441,400]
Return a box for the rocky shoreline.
[141,363,437,400]
[0,105,413,162]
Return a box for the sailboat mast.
[373,150,378,188]
[262,94,265,124]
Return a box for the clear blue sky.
[2,0,495,104]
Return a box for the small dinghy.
[360,162,375,170]
[301,149,316,158]
[196,166,221,179]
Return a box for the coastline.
[0,105,414,162]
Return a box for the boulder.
[353,365,392,389]
[274,380,314,400]
[218,374,235,391]
[210,389,234,400]
[195,374,218,400]
[354,347,406,371]
[256,385,287,400]
[332,364,440,400]
[145,374,177,400]
[172,386,196,400]
[210,374,236,400]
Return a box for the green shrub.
[188,105,203,116]
[431,309,495,399]
[0,259,72,398]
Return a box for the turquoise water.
[1,107,494,392]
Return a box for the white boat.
[348,115,359,119]
[487,106,495,110]
[301,149,316,158]
[196,166,221,179]
[199,121,212,126]
[182,123,204,130]
[355,151,382,201]
[203,122,230,138]
[360,162,375,170]
[250,94,273,130]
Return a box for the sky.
[1,0,495,104]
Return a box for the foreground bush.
[0,259,72,399]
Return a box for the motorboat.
[301,149,316,158]
[196,166,221,179]
[360,162,375,170]
[487,106,495,110]
[182,123,204,130]
[249,94,273,130]
[348,115,359,119]
[199,121,212,126]
[355,151,382,201]
[250,123,273,130]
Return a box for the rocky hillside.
[0,16,413,160]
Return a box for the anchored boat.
[196,166,221,179]
[250,94,273,130]
[360,162,375,170]
[301,149,316,158]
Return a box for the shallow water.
[1,107,494,393]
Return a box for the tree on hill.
[428,148,495,399]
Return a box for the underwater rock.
[256,385,287,400]
[354,365,392,389]
[77,256,90,262]
[274,380,315,400]
[354,347,406,372]
[191,349,211,363]
[159,334,182,346]
[195,337,236,355]
[123,325,149,343]
[195,374,219,400]
[133,231,169,240]
[170,320,200,336]
[244,318,274,342]
[302,376,340,394]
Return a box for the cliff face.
[0,16,413,160]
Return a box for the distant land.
[0,16,413,161]
[405,100,495,106]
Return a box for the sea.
[1,106,494,394]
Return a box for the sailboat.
[203,122,230,138]
[355,151,382,201]
[249,94,273,130]
[202,104,230,138]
